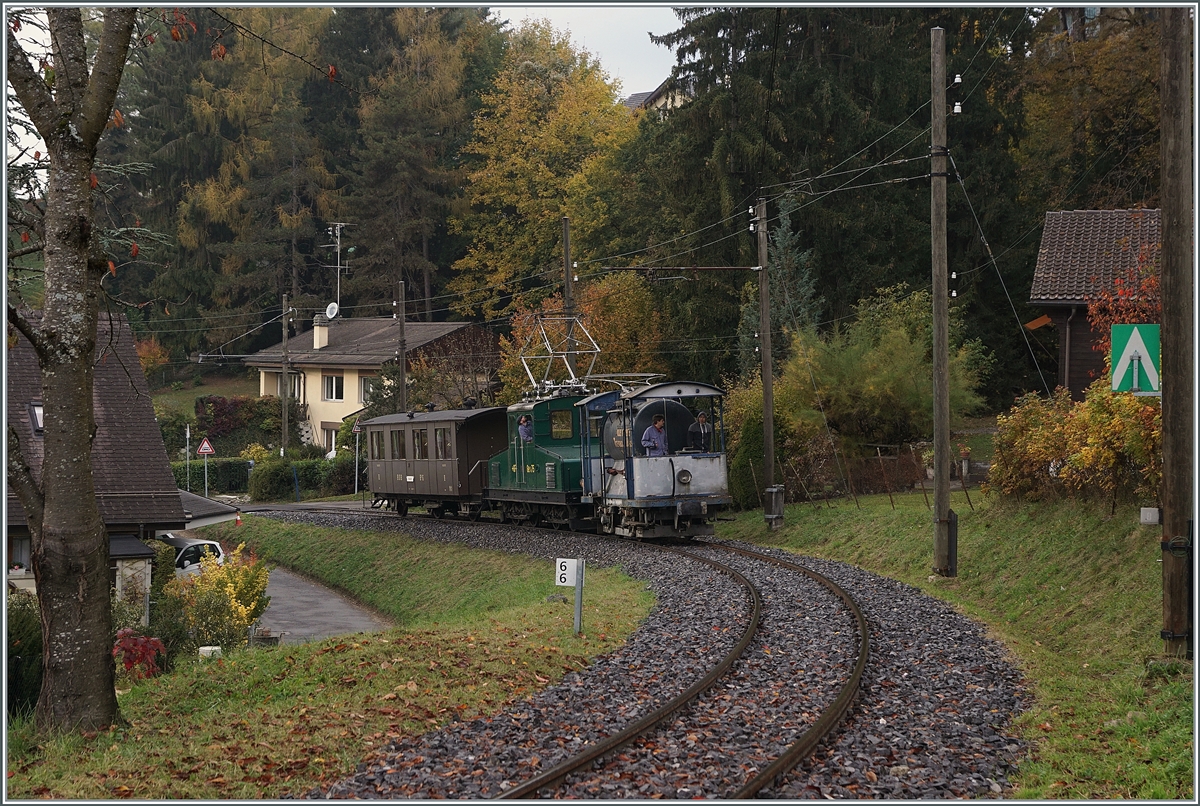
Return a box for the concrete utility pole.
[563,216,577,378]
[281,293,289,456]
[757,198,775,490]
[931,27,953,576]
[396,281,408,413]
[1159,7,1193,659]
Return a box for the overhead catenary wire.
[948,153,1052,396]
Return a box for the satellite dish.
[325,302,339,320]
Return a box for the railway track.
[249,505,869,798]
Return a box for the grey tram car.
[580,381,731,539]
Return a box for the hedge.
[172,458,253,494]
[247,456,367,502]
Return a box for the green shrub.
[6,590,42,716]
[284,443,326,461]
[777,285,990,447]
[291,458,329,493]
[248,461,297,502]
[729,408,795,510]
[148,541,189,671]
[155,404,195,458]
[324,454,367,496]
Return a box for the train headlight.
[676,469,692,485]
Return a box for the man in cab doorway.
[642,413,668,456]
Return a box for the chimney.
[313,313,329,350]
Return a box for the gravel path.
[261,511,1028,799]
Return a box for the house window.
[322,374,343,401]
[390,429,405,460]
[9,536,30,571]
[28,401,43,435]
[370,430,385,460]
[323,428,338,451]
[360,375,377,404]
[435,427,451,460]
[550,409,573,440]
[413,428,429,460]
[277,372,300,399]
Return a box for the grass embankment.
[5,517,654,799]
[150,374,260,415]
[723,489,1193,800]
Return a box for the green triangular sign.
[1111,324,1160,394]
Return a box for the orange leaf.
[112,109,124,127]
[89,173,98,189]
[33,150,39,160]
[328,64,337,82]
[212,43,226,60]
[108,260,117,277]
[171,26,181,41]
[20,232,29,243]
[130,242,139,258]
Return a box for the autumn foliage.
[1086,242,1161,361]
[135,336,170,374]
[988,379,1161,505]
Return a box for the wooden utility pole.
[757,198,775,491]
[931,27,953,576]
[397,281,408,413]
[281,293,289,456]
[1159,7,1193,659]
[563,216,577,378]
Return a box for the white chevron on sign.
[1111,326,1159,391]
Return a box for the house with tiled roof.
[622,76,688,115]
[1028,209,1161,399]
[6,312,187,614]
[243,315,499,450]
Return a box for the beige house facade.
[245,315,499,451]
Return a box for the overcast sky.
[495,4,681,97]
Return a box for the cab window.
[550,409,573,439]
[435,427,452,460]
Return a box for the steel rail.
[494,544,762,798]
[243,507,863,797]
[703,542,871,799]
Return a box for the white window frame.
[360,374,377,404]
[322,374,344,402]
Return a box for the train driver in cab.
[518,414,534,442]
[641,414,668,456]
[687,410,713,452]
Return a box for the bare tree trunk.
[6,7,136,734]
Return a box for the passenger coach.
[364,407,506,518]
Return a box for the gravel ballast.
[261,511,1028,799]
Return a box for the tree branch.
[46,8,88,122]
[7,423,44,530]
[5,24,58,139]
[7,303,47,357]
[78,8,137,147]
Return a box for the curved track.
[245,505,869,798]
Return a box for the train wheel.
[468,507,482,522]
[430,506,445,519]
[396,500,409,518]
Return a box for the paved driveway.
[257,566,392,645]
